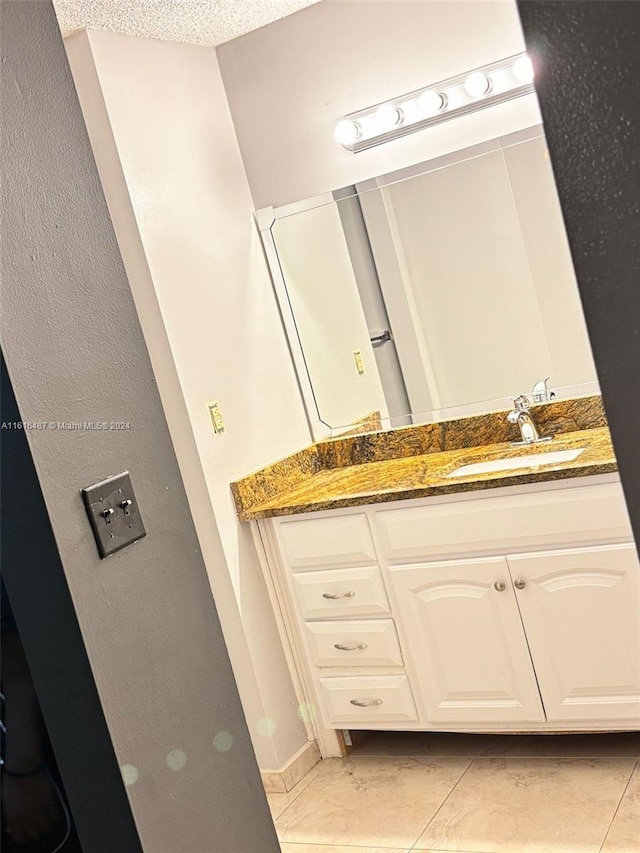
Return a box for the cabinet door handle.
[334,642,368,651]
[322,590,356,600]
[349,698,383,707]
[494,581,506,592]
[514,578,527,590]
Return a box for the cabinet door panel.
[390,557,545,723]
[508,544,640,721]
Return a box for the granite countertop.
[234,425,617,520]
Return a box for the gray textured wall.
[0,2,279,851]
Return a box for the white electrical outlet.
[353,349,365,375]
[207,400,226,435]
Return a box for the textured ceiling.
[54,0,321,46]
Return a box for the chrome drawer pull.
[322,590,356,600]
[349,698,383,707]
[334,642,368,652]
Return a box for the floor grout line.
[410,846,496,853]
[272,757,334,823]
[406,756,479,853]
[597,757,638,853]
[344,750,489,853]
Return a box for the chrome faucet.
[507,395,552,446]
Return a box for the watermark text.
[1,421,132,431]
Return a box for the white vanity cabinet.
[257,476,640,738]
[507,543,640,722]
[389,557,546,724]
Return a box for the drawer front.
[277,513,376,570]
[376,483,631,562]
[318,675,417,724]
[305,619,404,667]
[291,566,390,619]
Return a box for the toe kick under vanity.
[232,397,640,753]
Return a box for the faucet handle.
[532,377,555,403]
[512,394,531,411]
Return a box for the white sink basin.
[447,448,586,478]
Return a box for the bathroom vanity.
[233,403,640,753]
[258,478,637,730]
[233,109,639,756]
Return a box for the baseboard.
[260,740,321,794]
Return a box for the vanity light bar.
[335,53,536,153]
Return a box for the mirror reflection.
[271,125,597,434]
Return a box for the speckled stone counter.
[232,396,617,520]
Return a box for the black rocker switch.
[82,471,146,558]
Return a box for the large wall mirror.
[262,124,598,436]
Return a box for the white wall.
[65,30,311,771]
[217,0,541,209]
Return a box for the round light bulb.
[374,103,403,132]
[464,71,492,98]
[417,90,447,116]
[334,119,362,146]
[513,54,535,84]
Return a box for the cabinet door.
[508,543,640,722]
[390,557,545,723]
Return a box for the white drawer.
[376,482,631,562]
[305,619,404,667]
[277,513,376,570]
[291,566,390,619]
[318,675,417,724]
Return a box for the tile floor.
[267,731,640,853]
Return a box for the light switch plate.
[82,471,146,558]
[353,349,366,375]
